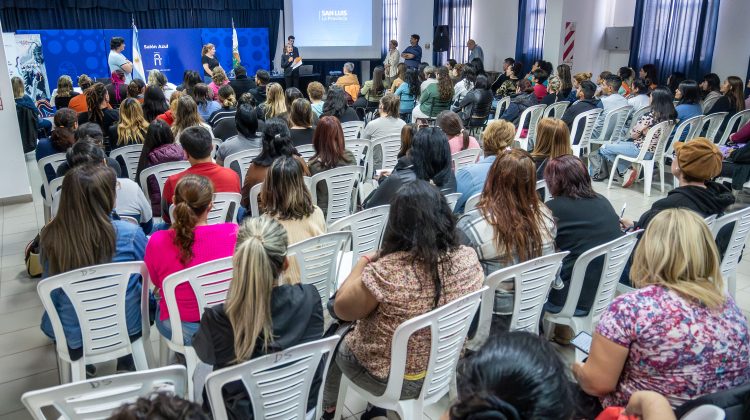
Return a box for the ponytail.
[222,94,237,109]
[171,175,214,264]
[462,129,470,151]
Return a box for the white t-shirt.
[108,50,133,83]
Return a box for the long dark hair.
[450,332,575,420]
[677,80,700,105]
[142,86,168,122]
[50,108,77,152]
[321,85,349,120]
[398,123,417,158]
[726,76,746,112]
[262,156,314,220]
[136,119,179,183]
[436,67,453,101]
[650,86,678,123]
[371,66,385,96]
[436,111,470,150]
[543,154,597,199]
[235,103,260,138]
[410,127,454,189]
[404,67,420,98]
[252,118,297,166]
[379,180,459,307]
[641,64,658,86]
[311,116,352,169]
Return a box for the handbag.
[24,234,42,278]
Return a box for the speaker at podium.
[434,25,450,53]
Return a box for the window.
[383,0,399,57]
[434,0,472,64]
[515,0,546,73]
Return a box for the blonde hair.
[226,216,289,362]
[573,72,593,85]
[116,98,149,145]
[57,75,74,97]
[264,83,287,119]
[631,208,725,309]
[201,43,215,56]
[11,76,25,99]
[482,120,515,155]
[212,66,228,85]
[172,95,203,136]
[532,118,571,159]
[168,90,184,113]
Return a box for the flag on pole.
[232,18,241,70]
[132,19,145,81]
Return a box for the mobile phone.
[571,331,593,354]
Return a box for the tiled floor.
[0,155,749,419]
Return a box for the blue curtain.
[433,0,472,65]
[383,0,398,58]
[515,0,546,74]
[629,0,720,83]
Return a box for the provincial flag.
[232,18,241,70]
[132,20,145,81]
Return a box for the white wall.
[712,0,750,79]
[471,0,518,71]
[0,21,32,202]
[398,0,435,65]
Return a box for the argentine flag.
[132,21,145,81]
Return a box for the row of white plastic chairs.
[29,200,747,418]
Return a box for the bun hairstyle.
[172,175,214,264]
[218,84,237,108]
[51,108,77,151]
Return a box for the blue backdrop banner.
[201,28,270,76]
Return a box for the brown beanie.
[672,138,723,180]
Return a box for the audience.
[308,116,356,214]
[355,65,386,108]
[674,80,703,138]
[142,86,169,123]
[530,118,572,176]
[591,74,628,139]
[700,73,722,113]
[207,84,238,129]
[127,79,146,103]
[135,120,186,215]
[561,80,599,142]
[666,72,686,97]
[556,64,575,102]
[109,98,149,149]
[574,209,750,408]
[145,174,239,344]
[389,62,407,93]
[334,62,361,100]
[321,85,360,123]
[494,62,523,98]
[500,79,537,125]
[53,75,79,109]
[288,98,315,147]
[215,103,262,168]
[453,65,476,105]
[257,83,287,121]
[228,65,255,99]
[639,64,659,90]
[708,76,746,116]
[436,110,480,154]
[249,69,270,106]
[532,69,549,102]
[177,70,202,96]
[627,78,650,110]
[208,66,229,98]
[541,75,562,105]
[192,215,323,418]
[412,66,453,120]
[77,83,120,150]
[306,81,326,116]
[109,392,209,420]
[192,83,220,121]
[322,180,484,419]
[284,87,304,110]
[393,67,419,116]
[36,108,77,167]
[68,74,92,113]
[157,91,182,126]
[454,74,493,126]
[618,67,634,97]
[147,69,177,102]
[107,70,128,108]
[171,95,212,141]
[360,93,406,142]
[57,123,123,178]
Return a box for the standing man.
[108,37,133,83]
[401,34,422,69]
[467,39,484,64]
[282,35,301,89]
[383,39,400,87]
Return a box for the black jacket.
[193,284,324,419]
[456,88,494,126]
[249,84,267,107]
[561,99,599,144]
[500,92,537,126]
[363,156,457,208]
[229,76,256,99]
[281,46,301,77]
[16,105,38,153]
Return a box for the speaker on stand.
[433,25,450,52]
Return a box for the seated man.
[561,80,599,144]
[335,62,360,101]
[591,74,628,140]
[249,69,270,106]
[161,126,241,223]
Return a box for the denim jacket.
[40,219,147,349]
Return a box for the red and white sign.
[563,21,576,65]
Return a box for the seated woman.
[135,120,186,216]
[674,80,703,124]
[388,63,407,93]
[157,91,182,126]
[452,65,476,105]
[454,74,493,127]
[322,180,484,419]
[412,66,453,122]
[193,215,323,418]
[207,84,238,131]
[457,149,556,322]
[308,116,356,215]
[321,85,360,123]
[256,83,287,122]
[40,164,147,371]
[192,83,221,122]
[107,70,128,108]
[11,76,52,137]
[215,103,262,167]
[500,79,538,126]
[142,86,169,122]
[394,67,419,117]
[208,66,229,98]
[363,127,457,208]
[530,118,572,178]
[171,95,212,141]
[307,82,326,117]
[494,62,522,98]
[543,155,623,316]
[77,83,120,151]
[145,175,239,344]
[109,98,149,150]
[354,65,386,111]
[37,108,77,182]
[53,75,80,109]
[595,86,677,185]
[573,208,750,408]
[285,88,304,110]
[436,110,480,154]
[240,118,309,209]
[289,98,315,147]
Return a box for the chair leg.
[333,376,350,420]
[159,337,170,366]
[57,355,71,384]
[642,163,654,197]
[728,272,737,298]
[607,157,621,189]
[659,161,665,193]
[131,339,150,371]
[185,348,199,401]
[70,359,86,382]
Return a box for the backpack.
[587,150,610,180]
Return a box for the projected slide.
[292,0,372,47]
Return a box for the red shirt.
[533,83,548,102]
[156,110,174,126]
[162,162,241,222]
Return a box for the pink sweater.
[448,134,481,154]
[145,223,239,322]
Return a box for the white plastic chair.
[370,135,402,175]
[161,257,234,399]
[626,105,651,135]
[607,120,674,196]
[493,96,511,120]
[444,193,462,212]
[717,109,750,146]
[21,366,187,420]
[544,232,639,361]
[211,138,222,160]
[704,214,718,231]
[700,112,729,142]
[37,262,153,383]
[570,108,603,157]
[471,252,568,347]
[249,183,264,218]
[207,192,242,224]
[712,206,750,298]
[341,120,365,141]
[536,179,551,202]
[206,336,339,420]
[333,288,486,420]
[38,153,68,222]
[451,148,481,172]
[309,166,365,225]
[287,231,351,310]
[110,144,144,180]
[328,205,390,266]
[591,105,632,145]
[542,101,570,119]
[669,115,704,151]
[345,139,373,168]
[49,176,65,217]
[464,192,482,213]
[296,144,316,161]
[514,104,546,151]
[223,148,261,182]
[138,161,190,201]
[680,404,725,420]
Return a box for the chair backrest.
[668,115,704,153]
[648,120,677,163]
[627,105,651,134]
[701,112,729,142]
[444,193,462,212]
[712,206,750,292]
[674,382,750,419]
[49,176,65,212]
[287,231,350,309]
[570,108,603,154]
[557,232,640,326]
[208,192,241,224]
[296,144,316,161]
[452,148,481,172]
[341,121,365,141]
[38,153,68,206]
[110,144,144,181]
[704,214,718,231]
[370,135,402,174]
[205,336,339,420]
[594,105,632,143]
[477,252,568,336]
[679,405,726,420]
[309,166,365,225]
[542,101,570,119]
[535,179,551,202]
[717,109,750,146]
[37,262,149,363]
[345,139,373,168]
[211,138,223,160]
[223,148,261,182]
[162,257,233,346]
[249,182,263,218]
[328,205,390,266]
[514,104,547,150]
[494,96,511,120]
[21,366,187,420]
[464,192,482,213]
[138,161,190,200]
[383,288,486,405]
